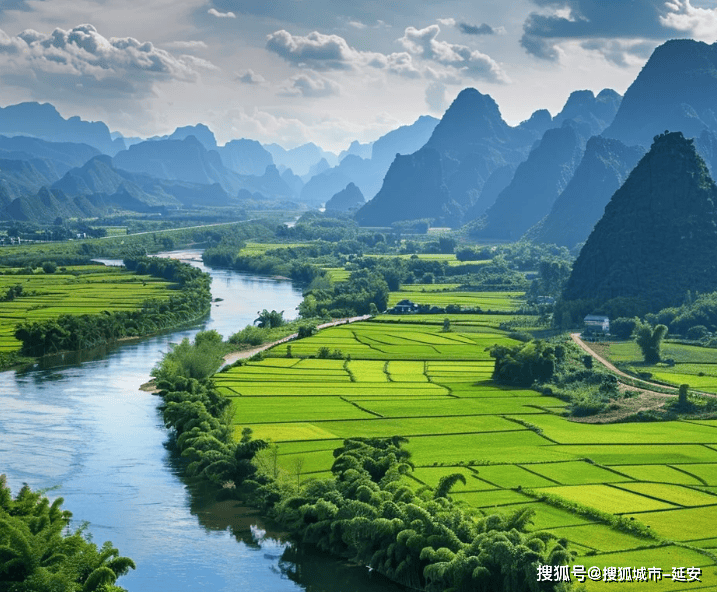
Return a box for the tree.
[41,261,57,274]
[442,317,451,332]
[255,309,284,329]
[633,320,668,364]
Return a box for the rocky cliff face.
[604,39,717,147]
[526,136,644,248]
[562,131,717,309]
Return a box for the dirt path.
[221,315,372,366]
[569,333,673,388]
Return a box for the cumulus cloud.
[458,22,498,35]
[399,24,509,83]
[237,68,266,84]
[208,8,236,18]
[278,70,340,98]
[265,29,421,78]
[266,25,507,85]
[520,0,717,63]
[661,0,717,40]
[266,30,362,70]
[0,24,211,100]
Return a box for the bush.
[41,261,57,274]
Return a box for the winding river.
[0,251,405,592]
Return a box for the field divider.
[516,464,562,485]
[273,428,530,444]
[668,464,709,486]
[501,416,560,444]
[606,482,686,508]
[338,396,383,418]
[615,502,717,515]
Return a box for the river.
[0,251,405,592]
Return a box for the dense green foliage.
[14,257,211,356]
[246,438,572,592]
[0,476,135,591]
[489,340,558,386]
[633,321,668,363]
[561,132,717,314]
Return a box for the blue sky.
[0,0,715,150]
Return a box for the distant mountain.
[553,89,622,136]
[113,136,242,193]
[354,148,449,226]
[236,165,297,200]
[0,102,124,155]
[525,136,644,248]
[356,90,539,227]
[218,139,274,176]
[463,164,516,220]
[265,142,338,177]
[167,124,218,151]
[0,158,60,202]
[339,140,372,161]
[356,87,620,228]
[1,186,100,221]
[301,115,439,206]
[0,135,100,174]
[325,183,364,212]
[561,131,717,311]
[475,122,588,240]
[604,39,717,147]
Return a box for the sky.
[0,0,716,152]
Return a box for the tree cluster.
[15,257,211,357]
[246,437,572,592]
[0,475,135,591]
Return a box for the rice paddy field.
[0,266,177,352]
[601,340,717,395]
[388,288,526,311]
[214,310,717,590]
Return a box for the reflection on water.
[0,251,406,592]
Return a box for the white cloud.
[348,20,367,29]
[237,68,266,84]
[164,40,209,50]
[399,24,509,83]
[266,26,506,84]
[437,17,456,26]
[208,8,236,18]
[278,70,340,98]
[0,24,211,99]
[266,29,361,70]
[661,0,717,41]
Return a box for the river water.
[0,252,405,592]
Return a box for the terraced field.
[0,266,177,352]
[216,316,717,589]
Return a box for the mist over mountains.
[2,38,717,230]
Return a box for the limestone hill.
[561,131,717,313]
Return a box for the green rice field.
[602,340,717,394]
[388,289,525,311]
[0,266,177,352]
[216,316,717,589]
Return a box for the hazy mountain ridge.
[355,87,620,228]
[524,136,645,248]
